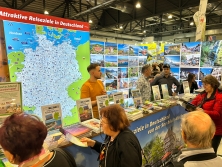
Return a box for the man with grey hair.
[176,111,222,166]
[136,64,152,103]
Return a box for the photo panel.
[105,68,118,80]
[100,67,106,80]
[127,98,135,108]
[164,55,180,67]
[199,68,213,80]
[181,42,201,56]
[128,56,139,66]
[170,68,180,80]
[105,79,117,91]
[118,78,129,89]
[215,41,222,66]
[211,67,222,81]
[180,54,200,67]
[164,44,181,55]
[90,54,104,67]
[90,40,104,54]
[139,56,147,66]
[200,41,220,67]
[118,56,128,67]
[104,55,118,67]
[118,67,128,78]
[180,68,199,80]
[104,42,118,55]
[129,45,139,56]
[198,81,203,88]
[129,77,138,88]
[138,67,142,77]
[119,89,129,99]
[138,46,148,56]
[128,67,139,78]
[118,44,129,55]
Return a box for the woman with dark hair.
[180,73,198,93]
[81,104,142,167]
[191,75,222,154]
[0,113,76,167]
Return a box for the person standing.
[180,73,198,93]
[151,64,180,97]
[81,63,106,119]
[136,64,152,103]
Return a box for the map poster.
[0,7,90,126]
[113,92,124,108]
[183,81,190,95]
[152,85,161,101]
[41,103,62,133]
[76,98,93,122]
[96,95,109,114]
[0,82,22,116]
[161,84,169,99]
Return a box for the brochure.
[183,81,190,94]
[161,84,169,99]
[113,92,124,107]
[131,89,142,108]
[0,82,22,116]
[152,85,161,101]
[96,94,109,113]
[41,103,62,133]
[76,98,93,122]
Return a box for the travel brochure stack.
[76,98,101,134]
[125,108,143,121]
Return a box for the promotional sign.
[182,81,190,94]
[152,85,161,101]
[161,84,169,99]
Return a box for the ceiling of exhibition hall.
[1,0,222,40]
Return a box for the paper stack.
[63,124,93,139]
[125,108,143,121]
[81,118,102,134]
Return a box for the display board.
[90,40,148,108]
[0,7,90,126]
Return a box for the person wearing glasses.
[0,113,76,167]
[191,75,222,154]
[81,104,142,167]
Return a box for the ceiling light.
[168,14,172,19]
[143,30,146,33]
[120,25,123,29]
[190,21,194,26]
[136,2,141,8]
[89,19,93,23]
[44,10,49,15]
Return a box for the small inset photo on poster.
[118,56,128,67]
[104,55,118,67]
[90,40,104,54]
[180,68,199,80]
[127,98,135,108]
[105,42,117,55]
[128,56,139,66]
[180,54,200,67]
[118,78,129,89]
[45,119,62,132]
[164,56,180,67]
[129,45,139,56]
[170,68,180,80]
[105,79,117,91]
[199,68,213,80]
[138,46,148,56]
[118,44,129,55]
[105,68,118,79]
[129,67,139,77]
[181,42,201,56]
[90,54,104,67]
[164,44,181,55]
[129,77,138,88]
[118,67,128,78]
[211,67,222,81]
[139,56,147,66]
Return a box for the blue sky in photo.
[200,68,213,75]
[119,68,128,73]
[105,56,117,62]
[165,56,180,62]
[118,44,128,50]
[105,42,117,48]
[183,41,200,48]
[90,40,104,46]
[90,55,104,61]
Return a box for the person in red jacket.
[191,75,222,154]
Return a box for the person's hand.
[196,107,204,112]
[172,92,177,96]
[80,137,96,147]
[102,90,107,95]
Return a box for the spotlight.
[120,25,123,29]
[190,21,194,26]
[136,2,141,8]
[89,19,93,23]
[168,14,172,19]
[44,11,49,15]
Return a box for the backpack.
[166,153,217,167]
[52,147,77,167]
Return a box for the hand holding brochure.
[66,133,87,147]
